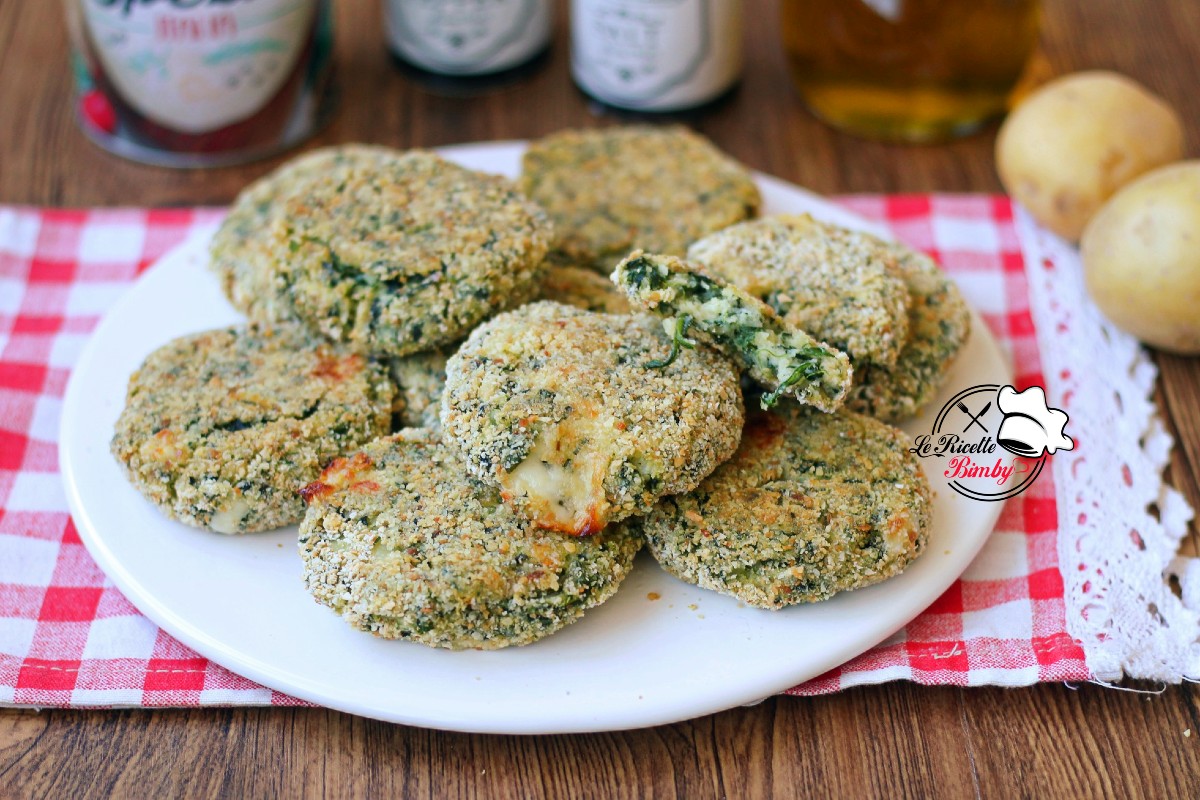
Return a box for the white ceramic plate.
[60,141,1009,734]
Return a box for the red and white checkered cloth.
[0,198,1091,708]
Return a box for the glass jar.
[384,0,553,79]
[570,0,743,113]
[65,0,336,168]
[780,0,1041,142]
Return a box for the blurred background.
[3,0,1196,205]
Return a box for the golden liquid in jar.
[781,0,1040,142]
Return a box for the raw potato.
[997,71,1184,241]
[1081,161,1200,355]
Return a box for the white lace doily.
[1015,208,1200,683]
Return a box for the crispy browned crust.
[299,429,642,649]
[111,324,394,534]
[636,404,932,608]
[521,126,760,270]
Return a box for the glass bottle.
[780,0,1041,142]
[384,0,553,92]
[64,0,336,168]
[570,0,743,113]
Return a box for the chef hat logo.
[995,385,1074,458]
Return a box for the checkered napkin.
[0,199,1092,709]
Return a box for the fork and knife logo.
[910,384,1075,502]
[957,400,989,433]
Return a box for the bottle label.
[78,0,316,134]
[571,0,742,111]
[385,0,552,76]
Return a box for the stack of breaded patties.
[685,214,971,422]
[112,126,967,650]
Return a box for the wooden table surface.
[3,1,1199,797]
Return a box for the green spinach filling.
[618,255,846,409]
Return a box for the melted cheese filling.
[211,496,252,534]
[503,417,614,536]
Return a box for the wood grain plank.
[2,0,1199,797]
[770,686,980,798]
[1157,357,1200,557]
[964,684,1200,799]
[3,687,1197,798]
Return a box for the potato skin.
[1081,161,1200,355]
[997,71,1184,241]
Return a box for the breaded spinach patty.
[441,301,744,536]
[111,325,394,534]
[270,150,553,356]
[388,345,456,431]
[298,430,643,649]
[612,252,852,412]
[687,214,911,368]
[210,145,397,325]
[845,243,971,422]
[541,261,632,314]
[636,405,932,609]
[387,264,632,433]
[521,126,761,270]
